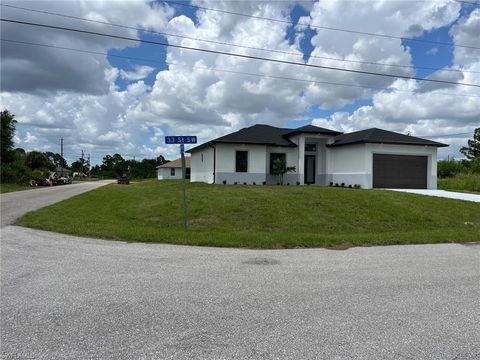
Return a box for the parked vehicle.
[117,176,129,185]
[57,176,72,185]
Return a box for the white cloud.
[1,0,478,164]
[120,65,155,81]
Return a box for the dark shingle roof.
[187,124,342,152]
[284,125,343,136]
[213,124,295,146]
[327,128,448,148]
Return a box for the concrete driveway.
[388,189,480,202]
[1,183,479,359]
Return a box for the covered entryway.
[373,154,428,189]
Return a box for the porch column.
[298,135,305,184]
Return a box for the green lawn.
[0,183,33,193]
[17,180,480,248]
[438,173,480,193]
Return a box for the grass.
[0,183,33,193]
[17,180,480,248]
[438,173,480,193]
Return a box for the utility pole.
[87,153,91,176]
[60,137,64,176]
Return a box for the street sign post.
[165,136,197,231]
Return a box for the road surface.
[1,183,479,359]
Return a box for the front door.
[304,155,315,184]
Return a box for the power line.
[3,38,479,99]
[2,18,479,89]
[2,3,477,75]
[164,1,480,50]
[421,132,473,138]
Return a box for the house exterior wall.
[191,147,214,183]
[157,167,184,180]
[215,143,268,184]
[328,143,438,189]
[265,145,299,184]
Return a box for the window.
[305,143,316,152]
[235,151,248,172]
[170,168,175,176]
[270,153,286,174]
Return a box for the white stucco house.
[186,124,448,189]
[157,157,191,180]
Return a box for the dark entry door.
[373,154,428,189]
[304,155,315,184]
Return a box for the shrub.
[234,182,238,185]
[0,161,32,184]
[334,183,339,187]
[296,181,300,185]
[262,181,266,185]
[222,180,227,185]
[287,182,290,185]
[243,182,247,185]
[348,184,353,188]
[437,159,466,178]
[252,182,256,185]
[341,182,345,188]
[329,182,333,186]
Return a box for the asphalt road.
[1,185,479,359]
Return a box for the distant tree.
[156,155,167,166]
[71,159,89,174]
[272,157,296,185]
[129,158,157,179]
[437,159,466,178]
[1,110,17,163]
[25,151,54,171]
[13,148,26,160]
[460,128,480,160]
[44,151,68,169]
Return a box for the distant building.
[55,166,72,177]
[157,157,191,180]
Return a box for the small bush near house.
[262,181,266,185]
[296,181,300,185]
[222,180,227,185]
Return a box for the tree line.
[1,110,168,184]
[437,128,480,178]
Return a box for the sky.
[1,0,479,165]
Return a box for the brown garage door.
[373,154,428,189]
